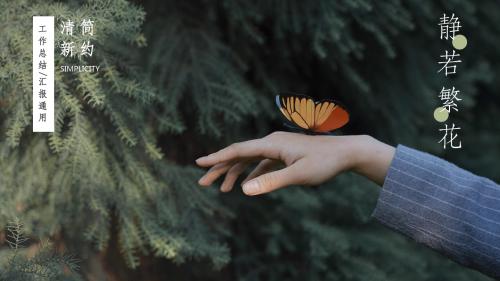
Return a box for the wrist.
[349,135,396,186]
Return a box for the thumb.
[241,164,304,196]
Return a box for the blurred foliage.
[0,0,231,273]
[0,0,498,280]
[0,218,81,281]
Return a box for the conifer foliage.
[0,218,81,281]
[1,0,231,272]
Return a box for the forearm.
[346,137,500,278]
[372,144,500,278]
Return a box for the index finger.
[196,138,275,167]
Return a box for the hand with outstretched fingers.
[196,132,395,196]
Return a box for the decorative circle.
[434,107,449,122]
[452,34,468,50]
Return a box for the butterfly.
[275,93,349,134]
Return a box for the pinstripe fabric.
[372,144,500,279]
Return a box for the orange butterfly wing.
[277,95,313,129]
[276,94,349,133]
[312,101,349,132]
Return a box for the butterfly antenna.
[282,122,296,129]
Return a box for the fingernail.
[242,180,260,195]
[198,175,206,185]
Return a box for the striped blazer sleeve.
[372,144,500,279]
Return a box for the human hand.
[196,132,395,196]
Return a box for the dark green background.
[0,0,498,280]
